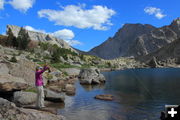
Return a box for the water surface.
[59,68,180,120]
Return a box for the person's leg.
[39,86,45,108]
[40,86,45,107]
[36,86,40,108]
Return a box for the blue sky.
[0,0,180,51]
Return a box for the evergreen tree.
[17,27,30,50]
[51,51,60,63]
[6,29,17,47]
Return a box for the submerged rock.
[95,94,114,101]
[65,84,76,96]
[79,68,106,85]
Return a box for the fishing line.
[129,69,155,100]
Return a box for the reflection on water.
[58,68,180,120]
[81,83,105,91]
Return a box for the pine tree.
[6,29,17,47]
[51,51,60,63]
[17,27,30,50]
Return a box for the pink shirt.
[35,66,49,86]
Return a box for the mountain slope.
[89,24,156,59]
[138,38,180,66]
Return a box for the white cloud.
[38,4,116,30]
[66,40,82,46]
[144,7,166,19]
[24,25,82,46]
[9,0,35,12]
[51,29,74,40]
[24,25,45,33]
[0,0,4,9]
[51,29,82,46]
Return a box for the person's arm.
[36,66,49,75]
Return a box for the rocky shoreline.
[1,43,180,120]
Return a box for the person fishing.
[35,64,50,109]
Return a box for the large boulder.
[0,97,64,120]
[0,74,28,92]
[0,63,9,75]
[8,59,48,86]
[13,91,37,106]
[79,68,106,85]
[44,89,65,102]
[8,59,37,85]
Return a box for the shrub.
[0,35,8,46]
[45,74,53,80]
[33,58,41,62]
[10,55,17,63]
[39,42,49,50]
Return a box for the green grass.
[51,63,78,69]
[24,88,37,93]
[37,61,46,65]
[81,64,92,68]
[63,71,68,76]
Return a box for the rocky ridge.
[127,18,180,57]
[7,25,73,50]
[89,18,180,59]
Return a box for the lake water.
[58,68,180,120]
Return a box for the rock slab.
[95,94,114,101]
[0,97,64,120]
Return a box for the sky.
[0,0,180,51]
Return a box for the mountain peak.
[122,23,155,28]
[89,23,156,59]
[172,17,180,25]
[89,18,180,59]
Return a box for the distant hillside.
[89,18,180,59]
